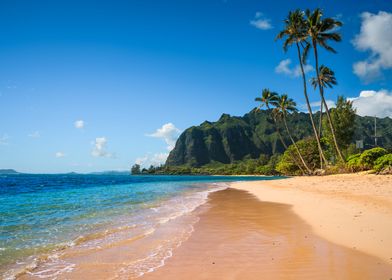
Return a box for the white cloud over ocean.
[135,153,169,168]
[91,137,114,158]
[352,11,392,82]
[28,131,40,138]
[55,152,66,158]
[74,120,85,129]
[147,123,181,151]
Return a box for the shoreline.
[230,173,392,264]
[10,174,392,279]
[141,186,392,279]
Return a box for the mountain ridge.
[166,109,392,167]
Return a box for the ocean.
[0,174,280,279]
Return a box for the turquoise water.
[0,174,280,278]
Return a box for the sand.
[143,186,392,280]
[231,174,392,264]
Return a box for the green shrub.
[373,154,392,172]
[346,153,362,172]
[276,160,301,175]
[276,137,321,175]
[359,147,388,169]
[255,165,275,175]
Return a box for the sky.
[0,0,391,173]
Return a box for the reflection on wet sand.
[143,189,392,280]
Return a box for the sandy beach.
[142,174,392,280]
[17,174,392,279]
[231,173,392,264]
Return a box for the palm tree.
[255,89,278,111]
[276,10,327,169]
[310,65,337,139]
[272,94,312,174]
[255,89,306,174]
[305,8,344,162]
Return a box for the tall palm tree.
[310,65,337,139]
[305,8,344,162]
[255,89,306,174]
[271,94,312,174]
[276,10,327,169]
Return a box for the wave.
[2,183,227,280]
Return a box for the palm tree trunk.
[282,113,312,175]
[296,43,327,169]
[318,101,324,139]
[312,42,344,162]
[318,101,323,138]
[317,101,324,169]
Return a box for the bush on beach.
[373,154,392,172]
[359,147,388,170]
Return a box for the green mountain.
[166,109,392,167]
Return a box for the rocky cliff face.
[166,109,392,167]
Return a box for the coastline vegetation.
[132,8,392,176]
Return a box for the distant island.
[0,169,21,174]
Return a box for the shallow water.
[0,174,277,279]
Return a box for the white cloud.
[28,131,40,138]
[352,11,392,82]
[135,153,169,168]
[147,123,181,151]
[0,134,9,145]
[91,137,114,158]
[308,100,336,112]
[250,12,273,30]
[55,152,66,158]
[275,59,313,78]
[349,89,392,118]
[74,120,85,129]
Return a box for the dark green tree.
[323,96,356,155]
[131,164,141,175]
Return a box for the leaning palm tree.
[271,94,312,174]
[310,65,337,138]
[304,8,344,162]
[276,9,327,168]
[255,89,305,174]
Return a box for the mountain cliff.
[166,109,392,167]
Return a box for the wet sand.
[142,188,392,280]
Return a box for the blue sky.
[0,0,391,173]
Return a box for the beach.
[141,174,392,279]
[6,174,392,279]
[231,173,392,264]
